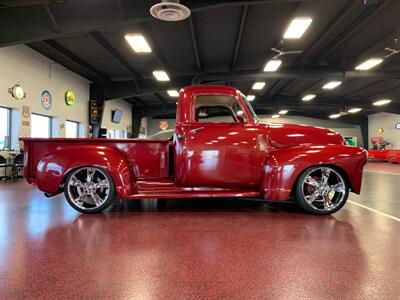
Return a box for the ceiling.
[0,0,399,123]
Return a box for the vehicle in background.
[21,85,367,215]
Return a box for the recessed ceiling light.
[167,90,179,97]
[322,81,342,90]
[264,59,282,72]
[279,110,288,115]
[355,58,383,71]
[283,17,313,39]
[247,95,255,101]
[302,94,316,101]
[153,70,170,81]
[329,114,341,119]
[348,108,362,113]
[252,82,266,90]
[373,99,392,106]
[272,114,280,119]
[124,34,152,53]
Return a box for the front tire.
[295,166,349,215]
[64,166,116,213]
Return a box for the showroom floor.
[0,163,399,299]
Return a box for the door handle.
[189,127,204,134]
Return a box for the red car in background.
[21,85,367,215]
[387,150,400,163]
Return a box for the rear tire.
[295,166,349,215]
[64,166,116,213]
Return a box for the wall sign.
[41,90,52,110]
[65,90,75,106]
[8,84,26,100]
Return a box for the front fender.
[261,145,367,201]
[36,145,138,198]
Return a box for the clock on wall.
[8,84,26,100]
[395,123,400,130]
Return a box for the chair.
[0,155,9,181]
[11,153,24,182]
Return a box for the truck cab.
[21,85,367,215]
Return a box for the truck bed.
[21,138,171,182]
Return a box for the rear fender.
[35,145,138,198]
[261,145,367,201]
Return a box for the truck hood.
[265,122,345,148]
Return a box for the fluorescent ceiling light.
[373,99,392,106]
[348,108,362,113]
[302,94,316,101]
[252,82,266,90]
[322,81,342,90]
[264,59,282,72]
[246,95,255,101]
[355,58,383,71]
[283,17,313,39]
[329,114,341,119]
[124,34,152,53]
[272,114,280,119]
[167,90,179,97]
[279,110,288,115]
[153,70,170,81]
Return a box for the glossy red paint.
[21,85,367,203]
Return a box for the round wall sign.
[65,90,75,106]
[41,90,52,110]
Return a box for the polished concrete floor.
[0,163,399,299]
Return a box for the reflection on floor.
[0,163,399,299]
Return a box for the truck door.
[174,93,265,188]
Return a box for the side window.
[194,95,247,123]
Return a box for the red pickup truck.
[21,85,367,215]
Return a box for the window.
[65,120,79,138]
[0,107,11,149]
[195,95,247,123]
[31,113,52,138]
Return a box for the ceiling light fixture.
[302,94,316,101]
[348,108,362,113]
[373,99,392,106]
[264,59,282,72]
[283,17,313,39]
[279,110,288,115]
[167,90,179,97]
[272,114,280,119]
[355,58,383,71]
[153,70,170,81]
[124,34,152,53]
[246,95,255,101]
[329,114,341,119]
[322,81,342,90]
[252,82,266,90]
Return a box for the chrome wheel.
[66,167,111,211]
[301,167,347,213]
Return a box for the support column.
[131,106,142,138]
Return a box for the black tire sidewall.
[64,167,116,213]
[296,166,349,215]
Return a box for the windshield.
[239,91,258,121]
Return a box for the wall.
[102,98,133,137]
[146,114,364,146]
[0,44,90,145]
[368,112,400,149]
